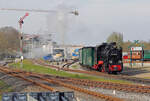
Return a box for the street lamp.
[18,12,29,68]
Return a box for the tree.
[107,32,123,47]
[0,26,20,59]
[122,40,132,52]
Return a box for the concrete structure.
[23,33,83,60]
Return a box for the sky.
[0,0,150,45]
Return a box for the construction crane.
[0,8,79,60]
[0,8,79,15]
[0,8,54,13]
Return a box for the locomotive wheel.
[120,64,123,72]
[105,63,109,73]
[108,71,112,74]
[98,65,102,72]
[112,71,118,75]
[102,63,109,73]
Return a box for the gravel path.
[84,86,150,101]
[52,86,105,101]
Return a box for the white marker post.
[113,90,116,95]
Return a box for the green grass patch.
[71,65,79,69]
[0,80,5,87]
[9,60,132,84]
[0,80,13,101]
[139,76,150,79]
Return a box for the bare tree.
[0,26,20,59]
[107,32,123,47]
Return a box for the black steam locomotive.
[79,42,123,74]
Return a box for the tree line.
[107,32,150,52]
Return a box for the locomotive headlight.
[118,60,122,63]
[109,60,112,63]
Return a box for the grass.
[71,65,79,69]
[139,76,150,79]
[0,80,13,101]
[9,59,132,84]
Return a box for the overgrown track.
[3,65,150,94]
[34,60,150,84]
[55,77,150,93]
[19,70,150,94]
[0,67,55,91]
[0,67,124,101]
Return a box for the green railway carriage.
[79,48,82,64]
[144,50,150,60]
[79,47,95,67]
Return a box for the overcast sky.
[0,0,150,45]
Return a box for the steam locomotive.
[79,42,123,74]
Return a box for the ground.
[0,80,13,100]
[123,63,150,79]
[1,60,150,101]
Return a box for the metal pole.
[20,27,23,68]
[130,49,132,67]
[142,46,144,67]
[32,37,34,58]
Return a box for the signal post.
[18,13,29,68]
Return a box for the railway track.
[62,59,79,68]
[0,67,56,92]
[34,59,150,85]
[3,66,150,94]
[54,77,150,93]
[0,66,124,101]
